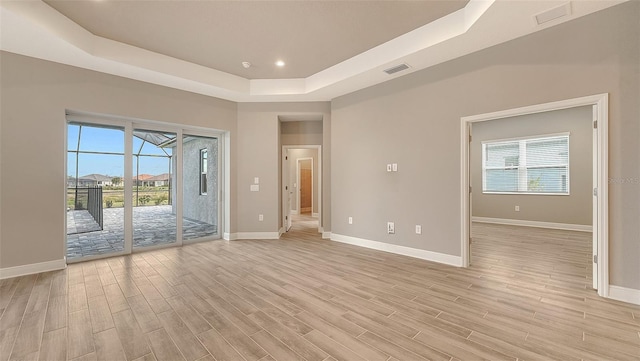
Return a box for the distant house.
[147,173,171,187]
[76,174,113,187]
[133,174,154,187]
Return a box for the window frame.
[481,133,570,196]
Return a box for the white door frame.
[282,145,322,233]
[460,94,609,297]
[296,157,314,215]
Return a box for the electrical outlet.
[387,222,395,234]
[258,214,264,221]
[415,225,422,234]
[515,205,520,212]
[348,217,353,224]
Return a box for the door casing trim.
[460,93,609,297]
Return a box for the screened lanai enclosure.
[67,121,220,261]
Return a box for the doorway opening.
[282,146,322,234]
[461,94,609,297]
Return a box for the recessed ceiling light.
[275,60,285,67]
[241,62,251,69]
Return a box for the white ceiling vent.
[384,63,410,75]
[534,2,572,26]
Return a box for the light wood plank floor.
[1,221,639,361]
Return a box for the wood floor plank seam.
[3,302,27,361]
[2,218,640,361]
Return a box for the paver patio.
[66,205,217,259]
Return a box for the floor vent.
[384,63,410,75]
[534,2,571,25]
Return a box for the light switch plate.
[386,164,392,172]
[392,163,398,172]
[254,177,259,184]
[250,185,259,192]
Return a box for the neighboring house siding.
[75,174,113,187]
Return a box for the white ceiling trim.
[304,0,492,95]
[0,0,627,102]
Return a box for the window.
[482,134,569,194]
[199,148,207,195]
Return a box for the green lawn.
[67,187,171,209]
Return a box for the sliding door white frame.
[65,111,226,263]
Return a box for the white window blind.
[482,134,569,194]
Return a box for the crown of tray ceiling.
[0,0,627,102]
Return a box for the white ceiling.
[0,0,627,102]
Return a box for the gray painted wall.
[331,2,639,289]
[0,52,237,270]
[471,106,592,225]
[236,103,331,234]
[281,121,323,146]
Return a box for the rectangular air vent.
[384,63,410,75]
[534,2,571,25]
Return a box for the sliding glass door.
[132,129,177,249]
[65,115,223,262]
[66,122,126,260]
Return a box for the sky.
[68,124,172,178]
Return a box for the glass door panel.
[66,123,125,260]
[132,129,177,248]
[182,134,219,241]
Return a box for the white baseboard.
[312,213,319,218]
[472,216,592,232]
[608,285,640,305]
[0,258,67,280]
[318,227,331,238]
[330,234,462,267]
[279,227,285,237]
[233,232,281,240]
[223,232,234,241]
[290,210,299,215]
